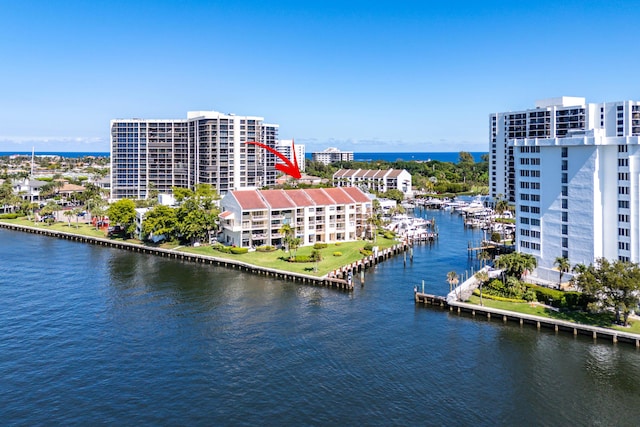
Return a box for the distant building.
[110,110,279,200]
[311,147,353,165]
[333,169,412,196]
[218,187,372,248]
[276,139,305,172]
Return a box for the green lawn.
[1,218,108,238]
[467,295,640,334]
[180,238,399,277]
[1,217,400,277]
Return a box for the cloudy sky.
[1,0,639,153]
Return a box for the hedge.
[256,245,276,252]
[313,243,328,249]
[289,255,313,263]
[230,247,249,254]
[0,213,19,219]
[526,284,590,310]
[333,252,342,257]
[472,289,526,303]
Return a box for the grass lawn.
[1,218,108,238]
[180,237,400,277]
[467,295,640,334]
[1,217,400,277]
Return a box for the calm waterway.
[1,208,639,426]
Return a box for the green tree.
[107,199,137,237]
[495,252,537,279]
[474,269,490,306]
[446,271,459,293]
[279,223,294,252]
[575,258,640,326]
[141,205,178,242]
[63,209,74,227]
[554,256,571,288]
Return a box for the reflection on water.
[2,218,640,425]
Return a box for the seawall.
[0,222,408,291]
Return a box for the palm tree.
[474,270,490,306]
[63,210,74,227]
[478,250,491,268]
[278,223,293,252]
[446,271,459,293]
[554,256,571,289]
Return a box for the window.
[561,160,568,171]
[562,238,568,248]
[561,186,568,197]
[562,199,568,209]
[520,205,530,212]
[562,224,568,235]
[531,218,540,226]
[562,212,568,222]
[531,207,540,214]
[520,217,529,224]
[561,173,568,184]
[561,147,568,158]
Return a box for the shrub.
[313,242,328,249]
[230,247,248,254]
[363,243,374,251]
[212,244,231,254]
[383,231,395,239]
[290,255,312,262]
[360,249,373,257]
[473,289,525,303]
[256,245,276,252]
[311,249,322,261]
[527,285,564,307]
[333,251,343,257]
[0,213,19,219]
[334,242,341,246]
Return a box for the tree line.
[304,151,489,195]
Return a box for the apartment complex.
[311,147,354,165]
[491,97,640,270]
[333,168,412,196]
[276,139,305,173]
[110,111,278,199]
[218,187,372,248]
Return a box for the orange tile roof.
[231,190,268,210]
[341,187,371,203]
[322,187,355,204]
[258,190,296,209]
[303,188,335,205]
[284,189,315,207]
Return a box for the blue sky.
[1,0,639,153]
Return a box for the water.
[1,210,639,426]
[1,151,486,164]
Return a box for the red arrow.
[246,139,301,179]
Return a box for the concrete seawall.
[415,291,640,348]
[0,222,407,291]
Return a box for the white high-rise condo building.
[276,139,305,173]
[490,97,640,273]
[311,147,354,165]
[110,111,278,199]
